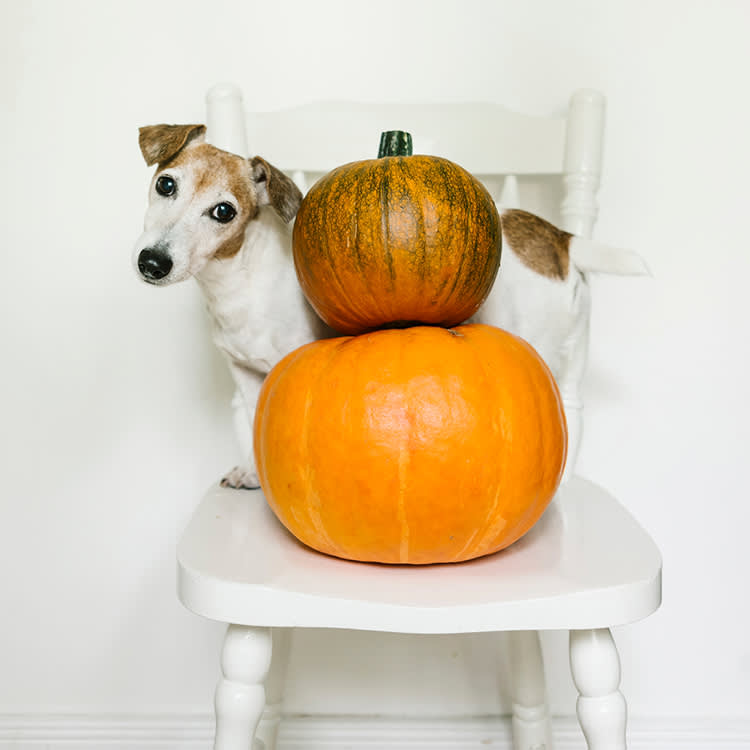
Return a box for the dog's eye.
[211,202,237,223]
[155,175,176,197]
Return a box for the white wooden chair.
[177,83,662,750]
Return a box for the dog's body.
[134,124,646,488]
[193,209,331,488]
[473,211,644,401]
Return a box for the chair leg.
[569,628,627,750]
[255,628,292,750]
[214,624,272,750]
[508,630,554,750]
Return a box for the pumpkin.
[292,131,501,335]
[254,323,567,565]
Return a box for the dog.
[134,123,646,487]
[134,123,331,489]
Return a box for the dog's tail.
[569,236,651,276]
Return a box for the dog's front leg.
[220,363,266,490]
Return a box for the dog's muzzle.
[138,246,173,281]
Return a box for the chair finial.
[205,82,249,158]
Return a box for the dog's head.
[133,123,302,285]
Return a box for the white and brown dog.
[134,124,330,489]
[134,124,646,487]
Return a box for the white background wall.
[2,0,749,725]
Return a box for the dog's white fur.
[194,213,331,488]
[135,125,646,487]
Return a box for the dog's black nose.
[138,247,173,280]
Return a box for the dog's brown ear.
[138,124,206,167]
[250,156,303,223]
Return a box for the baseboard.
[0,713,747,749]
[0,713,212,749]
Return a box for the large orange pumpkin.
[254,324,567,564]
[292,132,501,335]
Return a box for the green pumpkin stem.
[378,130,413,158]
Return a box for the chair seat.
[177,477,661,635]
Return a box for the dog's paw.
[220,465,261,490]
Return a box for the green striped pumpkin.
[292,131,501,335]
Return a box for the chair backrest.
[204,83,605,240]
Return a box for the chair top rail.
[242,100,568,176]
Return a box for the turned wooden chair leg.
[509,630,554,750]
[255,628,292,750]
[215,624,272,750]
[569,628,627,750]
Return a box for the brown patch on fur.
[213,228,251,259]
[138,124,206,166]
[500,209,571,280]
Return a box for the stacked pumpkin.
[253,132,567,565]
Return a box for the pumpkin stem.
[378,130,413,158]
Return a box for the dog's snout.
[138,247,173,281]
